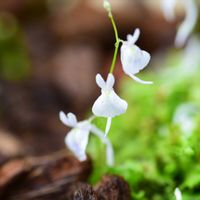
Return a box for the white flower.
[92,73,128,135]
[59,111,114,166]
[120,28,153,84]
[174,188,182,200]
[59,111,90,161]
[92,73,127,117]
[161,0,198,47]
[175,0,198,47]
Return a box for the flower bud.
[103,0,111,12]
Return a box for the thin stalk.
[108,12,121,74]
[109,12,118,41]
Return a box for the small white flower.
[59,111,114,166]
[120,28,153,84]
[175,0,198,47]
[92,73,128,135]
[174,188,182,200]
[161,0,198,47]
[59,111,90,161]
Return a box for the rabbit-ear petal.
[67,112,77,126]
[96,74,106,88]
[106,73,115,89]
[129,28,140,44]
[59,111,77,127]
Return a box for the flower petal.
[127,28,140,44]
[121,44,151,75]
[90,124,114,166]
[175,0,197,47]
[161,0,176,22]
[106,73,115,89]
[59,111,77,127]
[65,128,90,161]
[96,74,106,89]
[67,112,78,125]
[140,50,151,69]
[92,90,128,117]
[105,117,112,136]
[128,73,153,85]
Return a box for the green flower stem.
[108,11,121,74]
[109,12,118,42]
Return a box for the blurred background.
[0,0,200,199]
[0,0,179,156]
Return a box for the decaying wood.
[0,150,92,200]
[0,151,131,199]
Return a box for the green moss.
[87,46,200,199]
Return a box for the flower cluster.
[59,0,153,165]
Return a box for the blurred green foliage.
[0,12,30,81]
[87,38,200,199]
